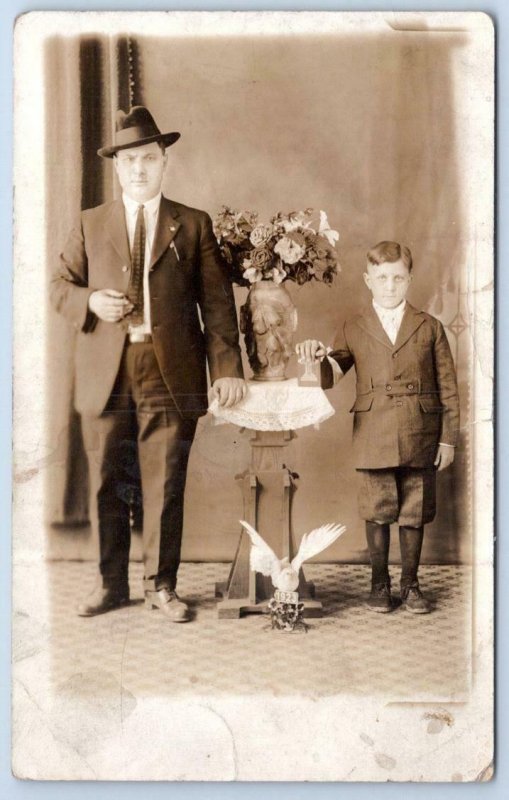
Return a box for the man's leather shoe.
[77,585,130,617]
[366,581,394,613]
[401,581,432,614]
[144,587,190,622]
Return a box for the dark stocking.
[365,522,391,585]
[399,525,424,586]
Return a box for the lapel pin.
[170,241,180,261]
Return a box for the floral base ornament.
[213,207,340,382]
[268,591,308,633]
[239,520,346,629]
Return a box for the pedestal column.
[215,429,323,618]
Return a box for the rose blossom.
[274,236,306,265]
[251,247,273,270]
[250,223,274,247]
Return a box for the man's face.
[363,258,412,309]
[114,142,167,203]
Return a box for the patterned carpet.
[48,562,471,700]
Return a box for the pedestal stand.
[216,429,323,619]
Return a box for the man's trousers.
[81,340,197,592]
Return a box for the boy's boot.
[365,522,393,613]
[399,525,432,614]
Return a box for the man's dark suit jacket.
[321,303,460,469]
[51,196,244,418]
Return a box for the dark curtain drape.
[45,35,141,527]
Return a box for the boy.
[296,241,459,613]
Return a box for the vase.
[240,280,298,381]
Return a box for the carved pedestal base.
[216,430,324,619]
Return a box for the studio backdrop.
[45,28,473,565]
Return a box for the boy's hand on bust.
[295,339,327,363]
[434,444,455,471]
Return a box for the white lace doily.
[208,378,335,431]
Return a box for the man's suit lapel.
[356,304,394,350]
[104,197,182,271]
[149,197,181,270]
[105,200,131,267]
[393,303,426,352]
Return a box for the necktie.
[127,204,146,325]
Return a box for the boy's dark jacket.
[321,302,460,469]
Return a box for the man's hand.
[212,377,247,408]
[295,339,327,363]
[88,289,134,323]
[434,444,455,471]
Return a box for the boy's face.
[363,258,412,309]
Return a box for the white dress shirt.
[123,191,161,335]
[372,298,406,344]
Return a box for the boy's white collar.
[372,299,407,317]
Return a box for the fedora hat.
[97,106,181,158]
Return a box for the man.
[51,106,246,622]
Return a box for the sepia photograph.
[12,10,494,782]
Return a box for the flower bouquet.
[213,207,340,381]
[213,206,340,288]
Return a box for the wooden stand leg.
[215,474,259,618]
[216,430,323,618]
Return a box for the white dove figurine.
[240,520,346,592]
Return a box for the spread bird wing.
[291,523,347,573]
[240,520,282,581]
